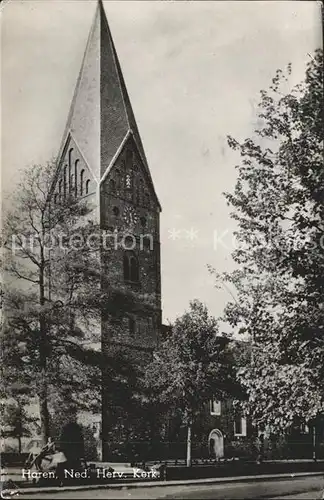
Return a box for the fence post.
[312,425,316,461]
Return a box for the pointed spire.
[57,0,160,207]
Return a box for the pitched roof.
[57,0,160,208]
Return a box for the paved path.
[18,475,324,499]
[271,493,321,499]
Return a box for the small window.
[142,236,153,251]
[140,217,147,227]
[54,193,58,204]
[210,400,221,416]
[113,206,119,217]
[144,192,150,207]
[85,179,90,195]
[59,180,62,199]
[80,169,85,196]
[234,416,247,436]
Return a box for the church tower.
[51,1,162,459]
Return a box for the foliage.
[212,49,324,433]
[1,160,138,442]
[144,300,239,425]
[1,400,35,453]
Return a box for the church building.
[49,0,162,460]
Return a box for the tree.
[212,49,324,433]
[144,300,238,466]
[2,160,97,443]
[2,160,137,444]
[1,398,35,454]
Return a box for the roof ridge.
[99,2,161,209]
[99,1,130,132]
[56,2,100,167]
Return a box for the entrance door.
[208,429,224,459]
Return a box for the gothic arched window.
[130,254,139,282]
[85,179,90,195]
[80,169,85,196]
[68,149,73,188]
[75,160,79,195]
[123,253,130,281]
[123,252,139,283]
[68,148,73,168]
[64,166,67,197]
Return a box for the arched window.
[130,254,139,282]
[85,179,90,195]
[123,252,139,283]
[113,206,119,217]
[109,179,116,193]
[70,174,74,193]
[80,169,85,196]
[68,148,73,167]
[123,254,130,281]
[63,166,67,197]
[54,193,58,204]
[75,160,79,195]
[68,149,73,190]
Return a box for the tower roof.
[57,0,160,207]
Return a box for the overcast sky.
[1,0,322,323]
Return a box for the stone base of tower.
[101,342,157,463]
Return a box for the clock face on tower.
[123,206,139,227]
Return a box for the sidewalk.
[13,471,324,496]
